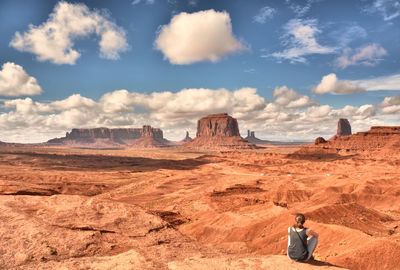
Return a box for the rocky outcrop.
[186,113,256,149]
[196,113,240,137]
[315,137,327,145]
[47,126,170,148]
[181,131,193,142]
[244,130,272,145]
[337,118,352,136]
[320,126,400,151]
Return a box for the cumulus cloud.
[155,10,245,65]
[10,1,128,64]
[273,86,316,108]
[0,87,398,143]
[380,96,400,114]
[335,44,387,69]
[313,73,365,94]
[270,19,336,63]
[253,6,276,24]
[0,62,42,97]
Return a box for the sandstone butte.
[336,118,352,137]
[245,130,273,145]
[181,131,193,143]
[185,113,256,149]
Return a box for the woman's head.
[294,213,306,228]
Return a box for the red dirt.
[1,145,399,269]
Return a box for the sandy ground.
[0,145,399,269]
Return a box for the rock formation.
[244,130,272,145]
[315,137,327,145]
[186,113,256,149]
[317,126,400,151]
[336,118,352,136]
[196,113,240,137]
[181,131,193,142]
[47,126,170,148]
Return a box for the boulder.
[315,137,327,145]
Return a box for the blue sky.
[0,0,399,142]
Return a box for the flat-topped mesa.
[186,113,256,149]
[314,125,400,151]
[47,125,170,147]
[336,118,352,136]
[368,126,400,134]
[66,128,139,141]
[196,113,240,137]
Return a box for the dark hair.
[293,213,306,229]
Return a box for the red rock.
[324,126,400,151]
[181,131,193,142]
[186,113,256,149]
[315,137,327,145]
[47,126,170,148]
[337,118,352,136]
[245,130,272,145]
[196,113,240,137]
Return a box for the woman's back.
[287,213,318,262]
[288,227,308,261]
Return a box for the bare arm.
[307,229,319,238]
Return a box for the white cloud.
[380,96,400,114]
[10,1,128,64]
[253,6,276,24]
[285,0,317,17]
[155,10,245,65]
[273,86,316,108]
[132,0,155,5]
[352,74,400,91]
[0,62,42,97]
[335,44,387,69]
[364,0,400,21]
[270,19,336,63]
[1,87,398,143]
[313,73,365,94]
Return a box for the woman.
[287,213,318,262]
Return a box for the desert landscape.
[1,1,400,269]
[1,113,399,270]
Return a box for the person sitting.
[287,213,318,262]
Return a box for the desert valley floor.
[1,145,399,270]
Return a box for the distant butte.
[336,118,352,136]
[185,113,256,149]
[181,131,193,143]
[244,130,272,145]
